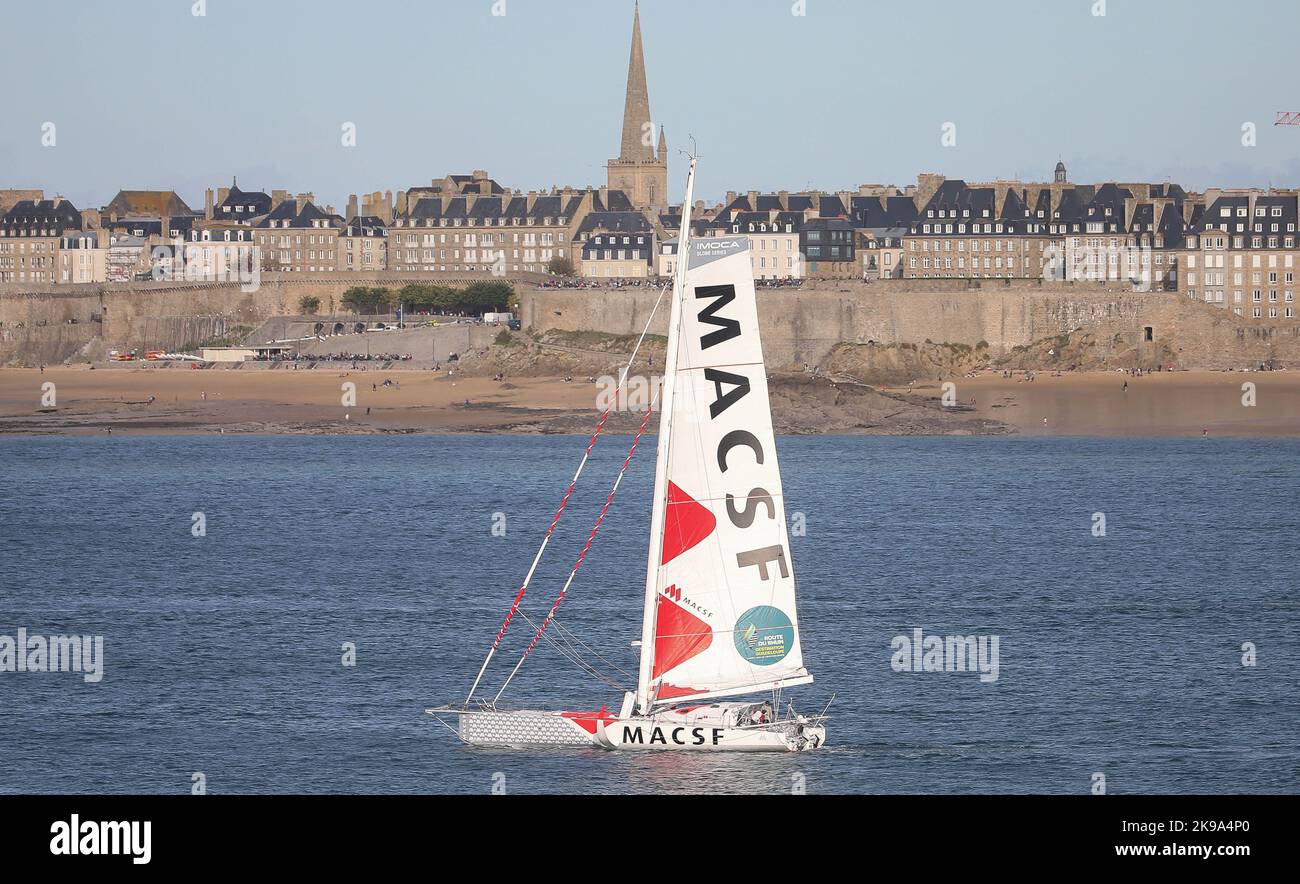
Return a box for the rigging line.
[462,281,669,707]
[493,399,659,705]
[549,618,637,682]
[509,613,621,691]
[513,608,629,693]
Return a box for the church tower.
[607,2,668,209]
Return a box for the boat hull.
[430,702,826,753]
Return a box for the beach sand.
[901,370,1300,437]
[2,366,1298,437]
[0,366,600,436]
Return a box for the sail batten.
[636,211,809,712]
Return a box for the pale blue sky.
[3,0,1299,212]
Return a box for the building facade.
[1184,192,1299,319]
[255,200,344,272]
[0,198,84,284]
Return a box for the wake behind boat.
[427,157,828,753]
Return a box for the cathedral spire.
[619,1,654,163]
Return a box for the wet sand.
[2,366,1299,437]
[900,370,1300,437]
[0,367,600,436]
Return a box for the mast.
[636,156,697,715]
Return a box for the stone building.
[388,187,632,275]
[56,230,108,284]
[339,216,387,271]
[0,189,43,216]
[205,180,273,223]
[1183,191,1299,319]
[577,210,655,278]
[254,200,345,273]
[0,198,83,284]
[607,2,668,210]
[904,180,1055,280]
[853,194,918,279]
[705,208,806,281]
[101,190,195,225]
[174,227,260,282]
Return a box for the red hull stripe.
[561,707,617,735]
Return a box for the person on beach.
[1123,381,1128,393]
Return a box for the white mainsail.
[636,202,811,713]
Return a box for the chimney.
[272,190,288,210]
[396,191,408,216]
[748,190,759,208]
[384,190,393,223]
[217,187,230,206]
[597,186,609,209]
[205,188,215,220]
[778,190,789,210]
[347,194,359,220]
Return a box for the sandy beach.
[901,370,1300,437]
[0,366,602,436]
[1,366,1298,437]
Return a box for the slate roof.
[342,216,387,236]
[1,199,83,233]
[214,184,272,220]
[254,200,343,229]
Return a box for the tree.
[398,283,458,312]
[546,256,576,277]
[299,296,321,315]
[341,286,393,315]
[459,280,515,314]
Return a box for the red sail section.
[653,592,713,679]
[661,482,716,565]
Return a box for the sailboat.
[428,157,827,752]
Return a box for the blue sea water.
[0,434,1297,795]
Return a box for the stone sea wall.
[3,274,1299,370]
